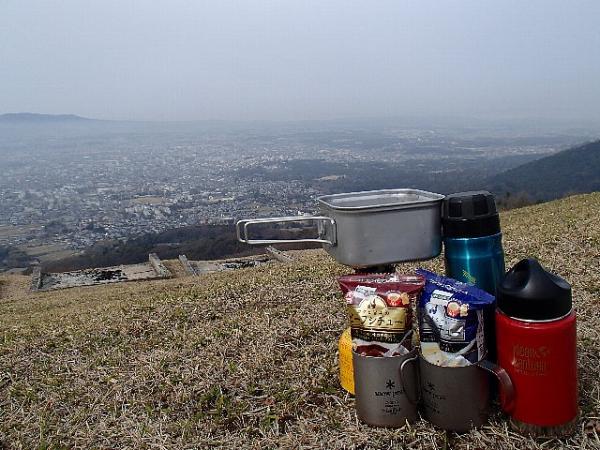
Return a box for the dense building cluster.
[0,122,575,265]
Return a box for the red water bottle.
[496,258,578,437]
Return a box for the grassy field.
[0,193,599,449]
[23,243,78,264]
[0,224,40,240]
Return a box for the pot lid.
[318,188,444,212]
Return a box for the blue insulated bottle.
[442,191,505,295]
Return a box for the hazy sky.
[2,1,600,122]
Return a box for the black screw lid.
[497,258,572,321]
[442,191,501,238]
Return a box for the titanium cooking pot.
[236,188,444,267]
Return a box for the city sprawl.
[0,120,589,266]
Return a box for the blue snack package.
[416,269,496,363]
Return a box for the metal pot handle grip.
[236,216,337,245]
[399,349,421,406]
[476,359,516,413]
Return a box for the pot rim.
[318,188,444,212]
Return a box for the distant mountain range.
[487,140,600,201]
[0,112,93,123]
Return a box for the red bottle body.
[496,310,578,427]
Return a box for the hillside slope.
[0,112,92,123]
[0,193,599,449]
[489,140,600,200]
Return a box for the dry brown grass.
[0,193,599,449]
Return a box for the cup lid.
[442,191,501,238]
[497,258,572,321]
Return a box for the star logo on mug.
[386,379,395,390]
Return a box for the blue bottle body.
[443,232,505,295]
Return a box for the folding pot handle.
[236,216,337,245]
[399,349,421,406]
[476,359,515,413]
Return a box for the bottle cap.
[497,258,572,321]
[442,191,501,238]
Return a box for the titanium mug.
[352,349,419,427]
[401,353,515,432]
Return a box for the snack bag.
[338,273,425,356]
[416,269,495,364]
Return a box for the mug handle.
[399,349,421,406]
[475,359,515,413]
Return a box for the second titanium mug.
[401,353,515,432]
